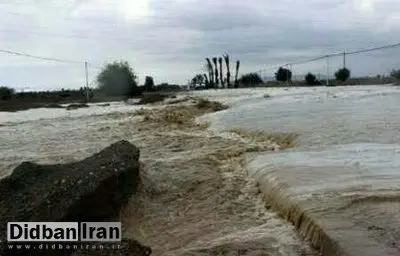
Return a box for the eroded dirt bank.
[0,97,318,255]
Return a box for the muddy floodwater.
[0,97,316,255]
[194,85,400,255]
[1,85,399,255]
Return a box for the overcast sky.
[0,0,399,91]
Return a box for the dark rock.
[0,140,143,255]
[66,103,89,110]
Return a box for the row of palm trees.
[204,54,240,89]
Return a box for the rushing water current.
[195,85,400,255]
[1,85,400,255]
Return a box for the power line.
[260,42,400,72]
[0,48,104,71]
[292,42,400,66]
[346,42,400,55]
[0,48,100,95]
[0,49,83,64]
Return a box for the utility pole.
[85,61,89,102]
[326,56,330,86]
[343,51,346,68]
[286,64,289,86]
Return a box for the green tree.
[390,69,400,80]
[234,60,240,88]
[144,76,155,92]
[334,67,351,82]
[0,86,15,100]
[275,67,292,82]
[239,73,263,87]
[191,74,205,88]
[205,58,214,88]
[203,74,209,88]
[305,72,318,85]
[218,57,223,88]
[97,61,139,97]
[212,57,219,86]
[223,54,231,88]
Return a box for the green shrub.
[275,67,292,82]
[239,73,263,87]
[144,76,155,91]
[390,69,400,80]
[97,61,139,97]
[305,73,318,85]
[335,67,351,82]
[0,86,15,100]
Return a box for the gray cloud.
[0,0,399,90]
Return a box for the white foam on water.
[195,85,400,255]
[250,143,400,193]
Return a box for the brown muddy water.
[5,85,399,255]
[0,97,318,255]
[193,86,400,255]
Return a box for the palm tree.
[212,57,219,87]
[218,57,223,88]
[205,58,214,88]
[203,73,209,89]
[234,60,240,88]
[223,54,231,88]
